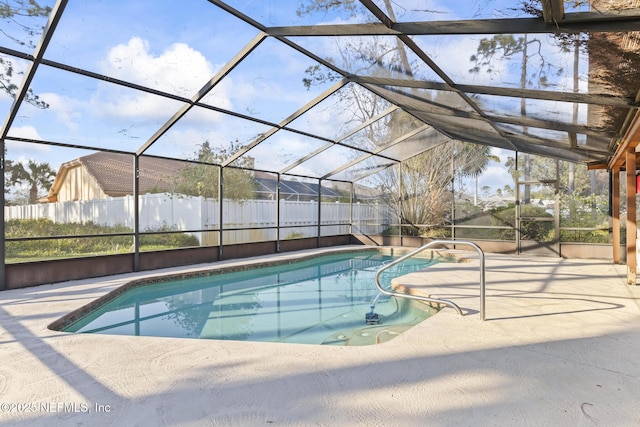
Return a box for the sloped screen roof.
[1,0,639,184]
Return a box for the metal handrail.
[374,239,486,320]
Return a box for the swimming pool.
[53,250,441,346]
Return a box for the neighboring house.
[44,152,183,202]
[44,152,383,203]
[254,171,384,202]
[478,195,516,210]
[254,171,346,201]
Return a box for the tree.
[9,159,55,203]
[3,144,14,199]
[2,2,52,204]
[516,0,640,134]
[376,144,453,235]
[0,0,51,108]
[469,34,564,88]
[175,140,256,200]
[375,140,502,235]
[456,143,500,206]
[470,31,565,204]
[297,1,502,234]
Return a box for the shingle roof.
[79,152,184,196]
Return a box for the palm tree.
[458,143,500,206]
[9,160,56,204]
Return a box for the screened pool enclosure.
[2,1,640,289]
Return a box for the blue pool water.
[60,250,439,346]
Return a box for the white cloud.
[39,92,82,132]
[476,148,514,192]
[102,37,215,97]
[6,125,43,140]
[95,37,232,120]
[97,92,175,120]
[202,77,242,112]
[4,126,52,158]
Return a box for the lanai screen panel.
[7,64,185,151]
[0,0,55,55]
[471,94,593,125]
[328,156,395,182]
[0,54,30,120]
[289,34,444,83]
[373,86,477,116]
[320,178,351,236]
[370,0,544,21]
[375,127,451,162]
[558,164,610,244]
[352,166,398,236]
[143,107,273,162]
[337,108,426,153]
[414,32,581,91]
[287,143,370,179]
[279,174,319,240]
[222,168,277,245]
[229,129,329,173]
[43,0,257,99]
[223,0,382,25]
[199,37,341,125]
[285,82,394,142]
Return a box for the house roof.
[48,152,184,199]
[253,171,381,200]
[86,152,185,195]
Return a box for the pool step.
[321,324,414,346]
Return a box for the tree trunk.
[29,184,38,204]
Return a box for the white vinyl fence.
[5,193,394,244]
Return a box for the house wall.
[57,165,107,202]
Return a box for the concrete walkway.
[1,248,639,426]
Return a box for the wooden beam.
[609,110,640,170]
[626,149,637,284]
[588,162,608,170]
[593,153,640,170]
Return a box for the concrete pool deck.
[1,247,639,426]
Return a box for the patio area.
[1,247,639,426]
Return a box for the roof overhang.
[608,108,640,170]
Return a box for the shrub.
[283,231,305,239]
[5,219,199,262]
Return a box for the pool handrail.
[374,240,486,320]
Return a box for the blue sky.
[1,1,596,199]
